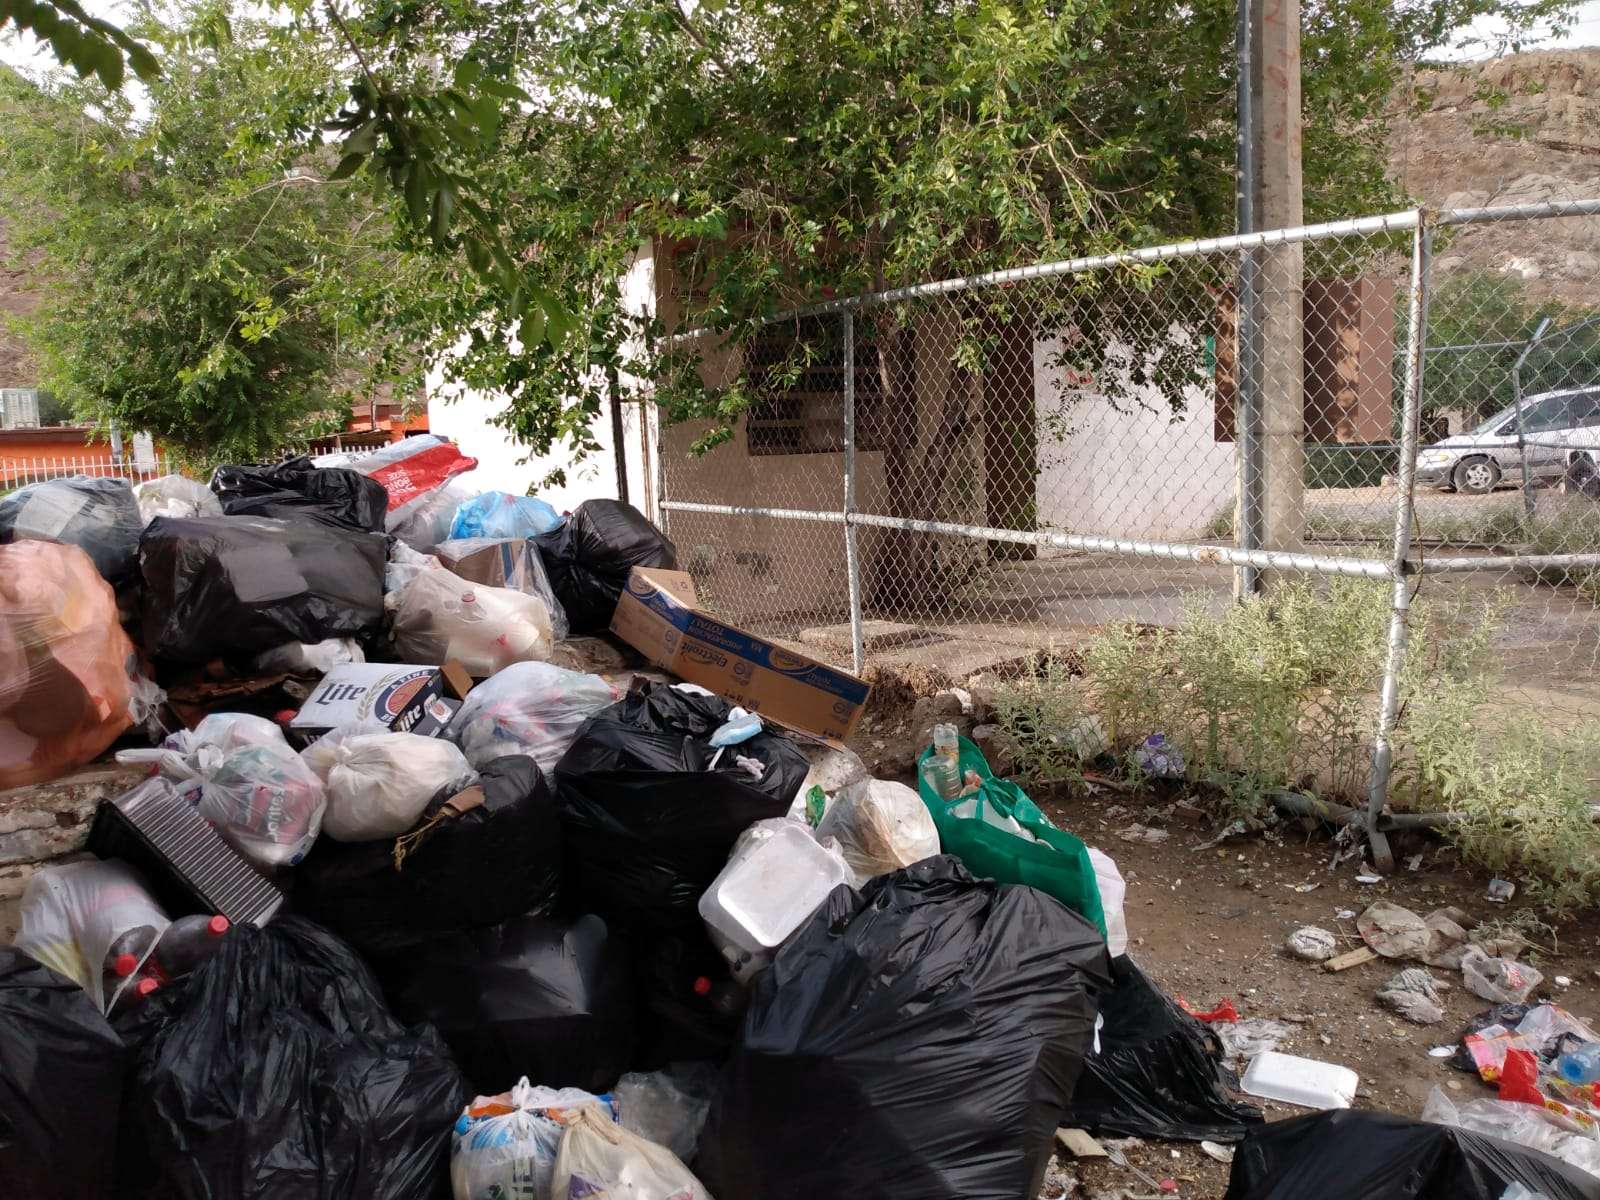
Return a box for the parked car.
[1415,387,1600,494]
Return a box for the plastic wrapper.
[1061,955,1263,1142]
[139,515,386,663]
[451,1079,618,1200]
[0,946,131,1200]
[555,682,810,935]
[391,479,480,552]
[1223,1109,1600,1200]
[387,541,443,603]
[813,777,940,884]
[302,723,475,841]
[1089,846,1129,958]
[127,915,467,1200]
[553,1103,712,1200]
[1462,945,1545,1004]
[1423,1086,1600,1180]
[211,455,388,532]
[251,637,365,675]
[438,536,570,641]
[118,712,326,867]
[382,912,634,1097]
[14,859,171,1013]
[392,567,555,676]
[449,661,618,771]
[0,475,142,583]
[340,434,479,525]
[135,473,222,524]
[296,755,562,958]
[615,1066,718,1164]
[0,541,137,789]
[702,856,1112,1200]
[917,735,1106,936]
[449,491,565,540]
[534,499,677,634]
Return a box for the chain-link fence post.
[1512,317,1553,521]
[842,309,865,673]
[1364,210,1433,873]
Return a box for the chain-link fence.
[649,200,1600,862]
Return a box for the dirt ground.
[1009,781,1600,1200]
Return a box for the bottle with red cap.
[142,914,231,984]
[692,974,746,1020]
[100,924,161,1008]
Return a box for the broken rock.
[1286,926,1338,963]
[1377,968,1447,1025]
[1357,901,1431,960]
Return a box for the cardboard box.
[289,661,473,743]
[611,567,871,743]
[436,538,541,593]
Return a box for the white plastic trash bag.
[117,712,326,867]
[615,1067,716,1165]
[391,479,480,553]
[450,662,618,771]
[1087,846,1128,958]
[552,1103,712,1200]
[393,568,555,676]
[814,778,940,885]
[251,638,365,675]
[134,474,221,524]
[302,723,476,841]
[15,859,171,1012]
[451,1078,619,1200]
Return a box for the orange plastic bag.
[0,541,135,788]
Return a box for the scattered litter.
[1405,853,1424,871]
[1376,968,1447,1025]
[1119,824,1171,845]
[1429,1045,1456,1058]
[1239,1051,1359,1110]
[1422,908,1471,970]
[1334,909,1356,920]
[1357,900,1431,960]
[1355,873,1382,885]
[1134,732,1185,778]
[1178,996,1241,1024]
[1056,1127,1108,1159]
[1292,882,1321,893]
[1558,976,1574,988]
[1195,820,1247,850]
[1461,945,1544,1005]
[1199,1141,1235,1165]
[1422,1087,1600,1182]
[1323,946,1378,973]
[1487,877,1517,903]
[1218,1018,1292,1063]
[1285,926,1337,963]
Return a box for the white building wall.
[1034,333,1237,541]
[426,248,656,515]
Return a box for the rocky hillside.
[1389,50,1600,303]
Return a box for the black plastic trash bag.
[0,476,142,584]
[534,499,676,633]
[128,915,466,1200]
[1062,955,1262,1142]
[702,856,1112,1200]
[1225,1109,1600,1200]
[211,456,388,532]
[0,947,129,1200]
[381,912,634,1097]
[294,755,561,958]
[554,681,808,934]
[140,515,385,662]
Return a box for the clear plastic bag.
[813,778,940,884]
[552,1103,712,1200]
[1462,945,1545,1005]
[134,474,221,524]
[451,1079,618,1200]
[302,723,476,842]
[1088,847,1129,957]
[1423,1086,1600,1180]
[15,859,170,1012]
[449,492,565,540]
[615,1067,718,1164]
[391,480,480,553]
[438,537,570,642]
[117,712,326,867]
[0,541,139,789]
[449,662,618,771]
[250,638,365,675]
[392,568,555,676]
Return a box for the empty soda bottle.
[1557,1043,1600,1085]
[693,974,746,1019]
[100,923,161,1004]
[142,914,231,983]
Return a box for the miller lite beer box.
[288,660,474,744]
[610,566,870,744]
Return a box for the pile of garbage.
[4,447,1596,1200]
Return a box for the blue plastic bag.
[449,492,564,540]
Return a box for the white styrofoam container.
[1240,1051,1359,1110]
[698,821,849,983]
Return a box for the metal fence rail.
[651,200,1600,869]
[2,454,173,489]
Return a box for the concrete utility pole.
[1250,0,1306,588]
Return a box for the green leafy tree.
[0,9,432,463]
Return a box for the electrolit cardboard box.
[288,661,473,744]
[611,566,871,743]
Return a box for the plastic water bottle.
[142,914,230,984]
[926,723,963,799]
[1557,1044,1600,1085]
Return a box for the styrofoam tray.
[1240,1050,1359,1110]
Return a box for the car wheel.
[1453,457,1501,495]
